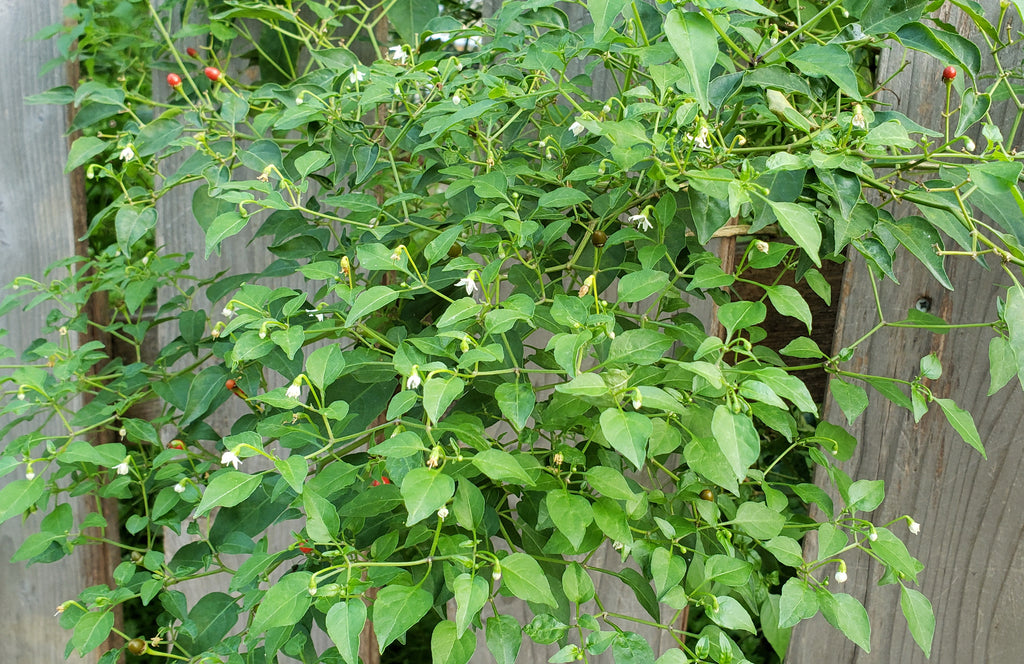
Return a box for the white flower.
[406,366,422,390]
[456,273,478,297]
[349,67,365,84]
[437,507,449,520]
[389,45,408,63]
[119,145,135,161]
[174,480,187,494]
[851,104,866,130]
[868,531,878,542]
[222,305,236,318]
[834,570,848,583]
[632,390,643,411]
[306,308,325,322]
[568,120,586,136]
[602,104,611,114]
[452,93,461,106]
[755,240,770,253]
[221,449,241,470]
[909,519,921,535]
[492,569,502,581]
[25,469,35,481]
[694,125,711,149]
[629,213,652,232]
[964,137,976,152]
[286,379,302,399]
[114,458,131,476]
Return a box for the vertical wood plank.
[789,2,1024,661]
[0,2,107,662]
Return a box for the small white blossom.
[452,93,461,106]
[222,305,236,318]
[629,213,652,232]
[632,390,643,411]
[694,125,711,149]
[492,569,502,581]
[25,469,35,481]
[755,240,770,253]
[174,480,187,494]
[851,104,866,130]
[602,104,611,114]
[349,67,365,84]
[286,379,302,399]
[406,366,422,390]
[964,137,976,152]
[456,273,478,297]
[306,308,325,322]
[114,458,131,476]
[834,570,848,583]
[568,120,586,137]
[221,449,242,470]
[909,519,921,535]
[437,507,449,520]
[119,145,135,161]
[295,96,304,105]
[868,531,878,542]
[389,45,408,63]
[258,329,267,339]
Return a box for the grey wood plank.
[789,2,1024,661]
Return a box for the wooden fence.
[1,1,1022,662]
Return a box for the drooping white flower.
[456,273,478,297]
[349,67,365,84]
[694,125,711,149]
[834,570,848,583]
[629,213,652,232]
[305,308,325,322]
[568,120,586,136]
[25,469,35,481]
[286,379,302,399]
[389,45,408,63]
[452,93,461,106]
[221,449,241,470]
[851,104,866,130]
[119,145,135,161]
[868,531,878,542]
[406,366,422,390]
[632,389,643,411]
[114,458,131,476]
[437,507,449,520]
[174,480,187,494]
[755,240,770,253]
[222,304,236,318]
[909,519,921,535]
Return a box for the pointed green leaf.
[486,615,522,664]
[431,620,475,664]
[250,572,314,633]
[710,406,761,485]
[900,585,935,657]
[400,467,455,526]
[500,553,557,607]
[327,600,366,664]
[494,381,535,430]
[935,397,985,458]
[767,201,821,266]
[423,375,465,422]
[373,585,433,652]
[665,10,717,113]
[194,470,262,517]
[346,286,401,326]
[546,489,594,550]
[453,574,489,637]
[599,408,652,470]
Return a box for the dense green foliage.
[5,1,1024,662]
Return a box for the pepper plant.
[4,1,1024,662]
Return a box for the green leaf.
[589,0,628,39]
[607,328,673,365]
[306,344,346,390]
[896,22,981,79]
[767,201,822,266]
[717,301,767,335]
[115,205,157,254]
[988,335,1016,395]
[178,592,240,653]
[486,615,522,664]
[274,455,307,494]
[251,572,314,633]
[453,574,489,637]
[847,478,885,513]
[584,466,637,500]
[369,430,427,458]
[194,470,262,517]
[73,610,114,656]
[205,210,249,258]
[473,448,535,486]
[819,591,871,653]
[935,397,986,458]
[734,501,785,539]
[431,620,475,664]
[779,577,818,628]
[665,10,717,113]
[788,44,861,99]
[710,406,761,486]
[373,584,433,652]
[423,375,465,422]
[592,496,634,545]
[612,632,656,664]
[764,284,812,333]
[599,408,652,470]
[709,596,756,634]
[956,89,991,136]
[900,585,935,657]
[618,270,669,303]
[386,0,438,46]
[651,547,686,600]
[563,563,596,604]
[400,467,455,526]
[0,477,45,524]
[546,489,593,550]
[346,286,401,326]
[65,136,107,172]
[538,187,590,208]
[501,552,558,607]
[494,381,535,430]
[885,216,952,290]
[327,600,366,664]
[830,378,869,424]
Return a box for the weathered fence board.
[790,2,1024,661]
[0,2,109,662]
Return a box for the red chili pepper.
[167,73,182,87]
[204,66,223,82]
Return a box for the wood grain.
[789,2,1024,661]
